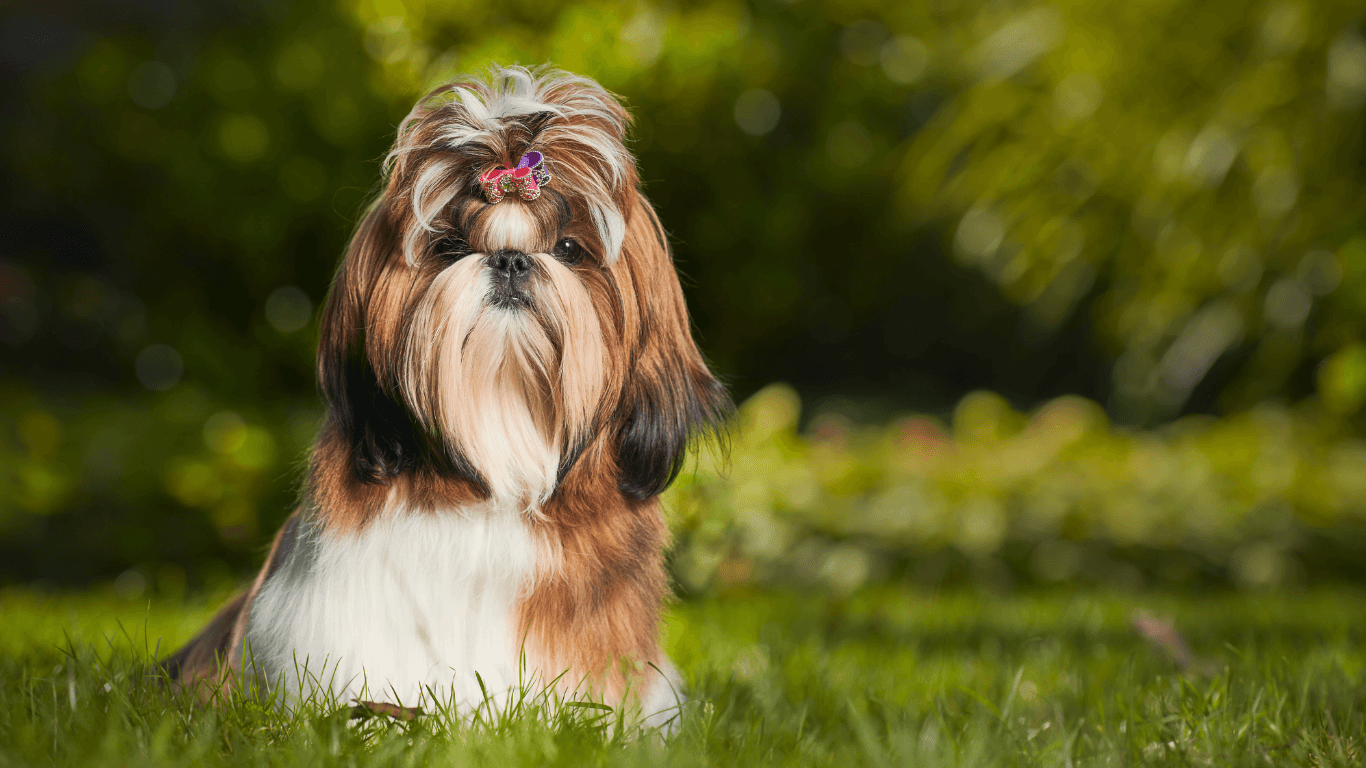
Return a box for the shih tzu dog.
[165,65,731,726]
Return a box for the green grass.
[1,585,1364,766]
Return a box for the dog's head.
[315,66,730,513]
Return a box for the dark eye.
[553,238,583,264]
[435,231,471,262]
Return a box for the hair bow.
[478,151,552,203]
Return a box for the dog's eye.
[434,232,471,262]
[552,238,583,265]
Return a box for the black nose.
[488,250,531,277]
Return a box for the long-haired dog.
[165,65,731,725]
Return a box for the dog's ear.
[612,195,733,500]
[317,201,489,491]
[316,203,419,483]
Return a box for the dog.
[164,65,731,727]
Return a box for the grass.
[1,585,1364,766]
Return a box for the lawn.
[1,585,1363,766]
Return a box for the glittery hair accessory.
[479,151,552,203]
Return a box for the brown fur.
[520,442,672,699]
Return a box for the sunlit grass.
[2,586,1363,766]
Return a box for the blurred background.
[3,0,1366,597]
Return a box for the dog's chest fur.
[243,506,544,708]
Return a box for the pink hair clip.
[479,151,553,203]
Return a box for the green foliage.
[0,387,320,588]
[5,0,1366,585]
[898,0,1366,423]
[3,586,1365,766]
[669,385,1366,592]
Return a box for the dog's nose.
[488,250,531,277]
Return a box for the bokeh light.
[4,0,1366,592]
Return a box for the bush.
[668,385,1366,593]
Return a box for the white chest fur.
[243,506,544,709]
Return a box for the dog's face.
[314,68,729,517]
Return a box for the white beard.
[400,259,561,508]
[400,250,606,510]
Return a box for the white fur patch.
[242,502,686,729]
[243,503,543,710]
[639,660,686,731]
[482,204,536,253]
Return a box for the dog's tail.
[160,591,249,691]
[160,512,303,698]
